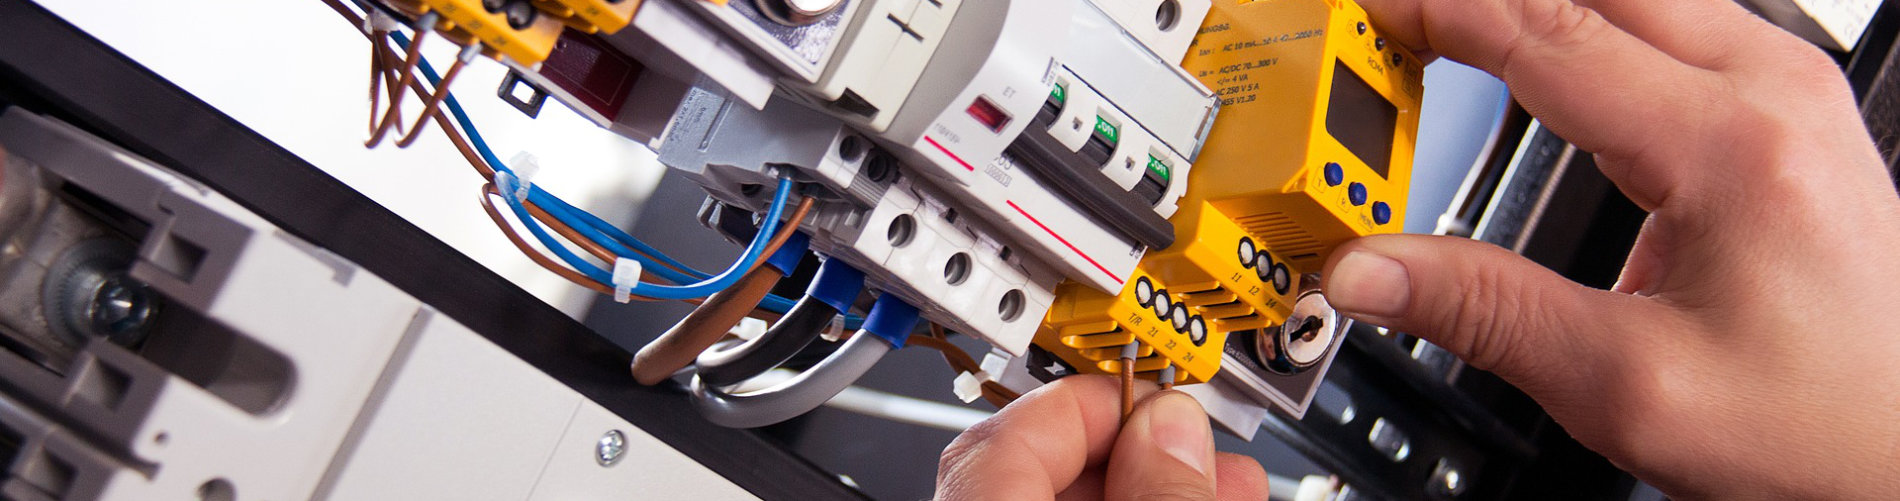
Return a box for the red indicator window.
[967,96,1012,132]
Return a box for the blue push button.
[1372,202,1392,225]
[1349,183,1368,206]
[1324,162,1344,186]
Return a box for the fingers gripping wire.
[690,294,919,429]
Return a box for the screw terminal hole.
[838,136,867,163]
[887,215,916,247]
[944,253,972,285]
[999,290,1026,321]
[197,479,235,501]
[1155,0,1181,31]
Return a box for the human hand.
[1329,0,1900,498]
[935,376,1270,500]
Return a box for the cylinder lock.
[1255,291,1342,374]
[755,0,844,25]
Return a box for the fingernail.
[1148,393,1213,476]
[1329,251,1412,318]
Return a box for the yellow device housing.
[1034,0,1423,386]
[387,0,565,65]
[535,0,642,34]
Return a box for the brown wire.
[1120,355,1136,423]
[630,267,785,385]
[479,184,663,300]
[910,328,1021,408]
[318,0,363,26]
[393,56,467,148]
[335,1,799,334]
[368,29,389,136]
[753,197,812,272]
[351,11,729,286]
[367,23,430,147]
[628,197,813,384]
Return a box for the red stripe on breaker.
[1007,200,1122,283]
[924,136,977,171]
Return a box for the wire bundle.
[322,0,1019,429]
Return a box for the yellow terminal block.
[538,0,642,34]
[1039,269,1228,385]
[1033,0,1423,386]
[415,0,564,65]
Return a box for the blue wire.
[392,33,846,317]
[395,33,711,282]
[497,174,788,300]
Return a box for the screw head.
[89,275,158,339]
[596,430,626,466]
[1356,22,1368,35]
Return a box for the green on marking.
[1093,116,1121,146]
[1050,83,1067,106]
[1146,155,1172,182]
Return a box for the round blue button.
[1323,163,1344,186]
[1349,183,1368,206]
[1372,202,1392,225]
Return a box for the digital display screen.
[1325,60,1398,179]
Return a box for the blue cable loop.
[498,173,789,299]
[392,33,856,317]
[396,33,709,281]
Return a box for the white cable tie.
[952,371,990,404]
[729,317,768,341]
[493,170,520,203]
[612,258,643,304]
[368,10,402,32]
[820,314,846,342]
[508,151,540,202]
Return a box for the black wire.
[696,295,838,387]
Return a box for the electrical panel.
[640,0,1221,355]
[335,0,1417,425]
[1032,0,1423,415]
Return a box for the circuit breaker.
[1032,0,1423,411]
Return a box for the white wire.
[737,369,995,432]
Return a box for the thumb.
[1104,392,1218,501]
[1321,235,1635,391]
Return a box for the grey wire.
[689,331,892,428]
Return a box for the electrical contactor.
[1031,0,1423,415]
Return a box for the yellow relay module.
[1034,0,1424,387]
